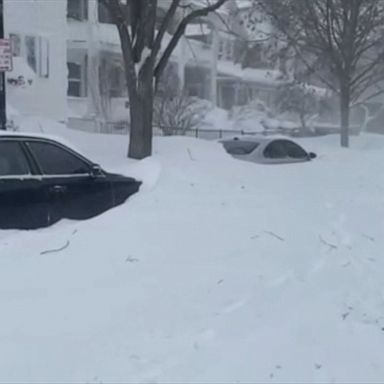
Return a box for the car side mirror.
[308,152,317,159]
[90,164,105,177]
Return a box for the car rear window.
[223,140,259,155]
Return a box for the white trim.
[0,174,35,180]
[0,173,91,180]
[39,173,91,179]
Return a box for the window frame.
[67,57,87,98]
[67,62,82,97]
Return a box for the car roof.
[0,130,57,140]
[221,135,292,144]
[0,130,89,159]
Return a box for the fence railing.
[68,117,361,140]
[68,118,264,139]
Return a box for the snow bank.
[6,57,36,88]
[1,119,384,383]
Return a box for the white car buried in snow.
[221,136,317,165]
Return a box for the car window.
[0,141,30,176]
[27,141,90,175]
[223,141,259,155]
[281,140,308,159]
[263,141,288,159]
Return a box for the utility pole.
[0,0,6,130]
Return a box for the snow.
[1,118,384,382]
[218,61,286,86]
[6,103,19,119]
[135,47,152,76]
[201,106,233,130]
[4,0,67,121]
[7,57,36,87]
[185,24,211,37]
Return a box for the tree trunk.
[127,69,154,159]
[340,86,350,148]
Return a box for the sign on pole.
[0,39,12,72]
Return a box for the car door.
[0,139,49,229]
[25,139,114,223]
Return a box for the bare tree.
[276,81,330,132]
[257,0,384,147]
[100,0,227,159]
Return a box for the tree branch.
[151,0,180,59]
[154,0,228,81]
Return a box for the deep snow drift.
[1,118,384,383]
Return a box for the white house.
[65,0,286,131]
[4,0,67,122]
[3,0,284,129]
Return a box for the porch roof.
[217,61,287,87]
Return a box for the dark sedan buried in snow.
[221,136,317,164]
[0,132,141,230]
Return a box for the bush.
[154,94,212,135]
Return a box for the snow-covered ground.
[1,118,384,383]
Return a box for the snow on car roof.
[0,130,89,159]
[220,135,288,144]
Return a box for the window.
[0,141,30,176]
[282,140,308,159]
[9,33,49,77]
[186,84,203,98]
[10,34,21,57]
[67,62,82,97]
[225,41,234,61]
[98,1,114,24]
[67,0,88,21]
[27,141,90,175]
[218,39,224,59]
[109,64,126,97]
[263,141,288,159]
[223,141,259,155]
[25,36,37,72]
[39,37,49,78]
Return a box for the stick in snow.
[264,231,285,242]
[319,235,338,251]
[40,240,70,255]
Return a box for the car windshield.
[222,140,260,155]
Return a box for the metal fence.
[68,118,263,140]
[68,117,360,140]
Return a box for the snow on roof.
[234,0,252,9]
[302,84,330,98]
[0,127,89,158]
[185,24,211,37]
[188,0,229,14]
[217,61,287,86]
